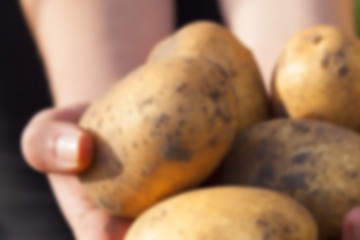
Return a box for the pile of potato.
[79,22,360,240]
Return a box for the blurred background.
[0,0,358,239]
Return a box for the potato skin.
[79,57,239,218]
[272,25,360,131]
[125,187,317,240]
[149,21,269,134]
[220,119,360,240]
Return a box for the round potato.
[79,57,239,218]
[149,21,269,134]
[125,187,317,240]
[220,119,360,240]
[272,25,360,131]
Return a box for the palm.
[48,174,131,240]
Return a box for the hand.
[21,104,131,240]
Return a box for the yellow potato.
[79,57,239,218]
[272,25,360,131]
[125,187,318,240]
[149,21,269,134]
[220,119,360,240]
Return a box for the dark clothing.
[0,1,73,239]
[0,0,223,239]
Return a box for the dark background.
[0,0,223,239]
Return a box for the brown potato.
[125,187,318,240]
[272,25,360,131]
[149,21,269,134]
[220,119,360,240]
[79,57,239,218]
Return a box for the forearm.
[220,0,354,91]
[20,0,174,106]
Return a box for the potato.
[272,25,360,131]
[220,119,360,240]
[149,21,269,134]
[79,57,239,218]
[125,186,317,240]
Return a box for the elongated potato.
[125,187,318,240]
[220,119,360,240]
[79,57,239,218]
[149,21,269,134]
[272,25,360,131]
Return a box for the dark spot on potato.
[132,142,138,148]
[321,53,330,68]
[143,139,148,145]
[337,51,346,59]
[162,141,193,161]
[283,226,292,234]
[202,106,208,114]
[263,229,277,240]
[165,134,174,142]
[156,114,170,128]
[138,97,154,110]
[337,65,349,77]
[310,159,316,166]
[210,89,222,102]
[290,122,310,134]
[208,136,218,147]
[214,108,232,124]
[176,82,187,92]
[255,164,275,185]
[188,127,195,134]
[281,173,308,190]
[113,158,123,170]
[292,152,310,164]
[348,198,359,205]
[175,129,182,137]
[310,189,319,196]
[177,106,184,113]
[257,219,270,227]
[311,34,323,45]
[178,119,186,126]
[141,169,149,177]
[350,172,358,178]
[220,79,227,86]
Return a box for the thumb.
[21,104,93,173]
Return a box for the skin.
[20,0,359,239]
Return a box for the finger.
[21,104,93,173]
[343,207,360,240]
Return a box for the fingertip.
[75,130,94,172]
[21,119,94,174]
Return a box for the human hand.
[21,104,131,240]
